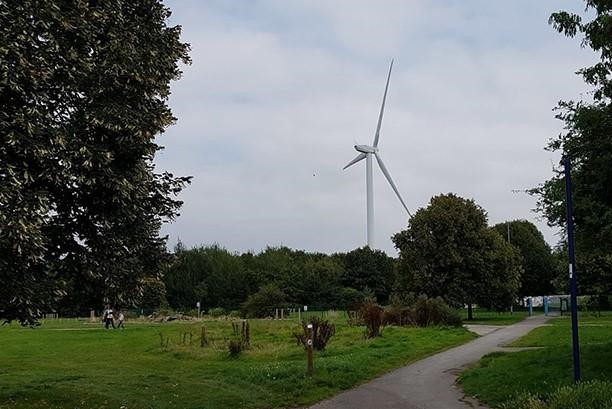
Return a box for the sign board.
[196,301,200,308]
[303,305,308,312]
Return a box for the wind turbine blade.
[374,152,412,216]
[343,153,367,170]
[373,59,393,148]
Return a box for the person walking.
[104,305,115,329]
[117,310,125,329]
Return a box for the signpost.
[196,301,201,318]
[564,156,581,383]
[307,323,314,376]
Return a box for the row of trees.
[162,244,395,312]
[156,194,559,319]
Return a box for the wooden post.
[281,309,284,319]
[307,323,314,376]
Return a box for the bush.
[241,284,286,318]
[228,310,242,318]
[382,304,411,326]
[359,302,384,338]
[228,339,242,358]
[208,307,225,317]
[409,295,461,327]
[293,317,336,351]
[500,381,612,409]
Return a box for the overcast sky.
[156,0,596,256]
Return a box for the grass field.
[458,312,612,408]
[461,309,532,325]
[0,316,475,409]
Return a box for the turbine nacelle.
[354,145,378,154]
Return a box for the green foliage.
[338,247,395,303]
[531,1,612,297]
[164,245,248,310]
[393,194,522,315]
[209,307,226,318]
[493,221,557,296]
[0,0,191,324]
[410,295,462,327]
[163,244,385,314]
[241,284,286,318]
[383,295,461,327]
[500,381,612,409]
[138,277,168,310]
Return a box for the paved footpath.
[309,315,551,409]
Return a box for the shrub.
[346,310,362,326]
[228,339,242,358]
[228,310,242,318]
[208,307,225,317]
[359,302,384,338]
[293,317,336,351]
[382,304,411,326]
[241,284,286,318]
[409,295,461,327]
[500,381,612,409]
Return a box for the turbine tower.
[343,60,411,248]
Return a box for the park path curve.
[309,314,551,409]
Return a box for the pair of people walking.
[103,305,125,329]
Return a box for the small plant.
[346,310,362,326]
[228,339,242,358]
[359,302,384,338]
[293,317,335,351]
[158,332,169,351]
[209,307,225,318]
[200,326,208,348]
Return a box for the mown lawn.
[458,312,612,408]
[462,309,531,325]
[0,316,475,409]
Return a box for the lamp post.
[563,156,581,383]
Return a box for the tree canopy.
[530,0,612,300]
[392,194,522,319]
[492,220,556,297]
[0,0,191,324]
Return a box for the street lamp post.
[563,156,581,383]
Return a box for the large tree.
[530,1,612,301]
[0,0,191,324]
[393,194,521,320]
[338,247,395,304]
[492,220,557,297]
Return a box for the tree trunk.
[467,304,473,321]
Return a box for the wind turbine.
[343,60,411,248]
